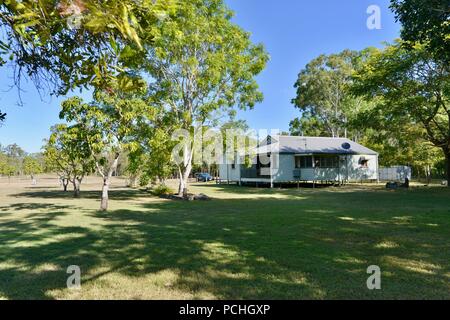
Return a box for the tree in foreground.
[144,0,268,195]
[0,0,176,98]
[60,89,153,210]
[43,124,94,196]
[390,0,450,64]
[353,42,450,185]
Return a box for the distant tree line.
[0,143,45,178]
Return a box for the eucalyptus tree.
[60,87,154,210]
[143,0,268,195]
[43,124,94,196]
[291,49,375,139]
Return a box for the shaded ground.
[0,176,449,299]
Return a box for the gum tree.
[291,49,375,139]
[144,0,268,196]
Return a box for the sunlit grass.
[0,176,449,299]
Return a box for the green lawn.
[0,177,449,299]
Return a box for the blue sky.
[0,0,400,153]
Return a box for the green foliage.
[59,86,158,208]
[136,127,176,187]
[22,155,43,176]
[43,124,94,182]
[141,0,268,192]
[289,113,330,137]
[146,0,268,119]
[0,153,14,176]
[0,143,30,176]
[59,90,153,173]
[352,41,449,182]
[291,49,375,139]
[150,184,174,196]
[0,0,176,96]
[390,0,450,64]
[2,143,26,158]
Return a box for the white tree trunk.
[178,142,194,197]
[100,155,120,211]
[100,178,109,211]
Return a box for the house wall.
[271,154,378,182]
[272,154,294,182]
[219,153,378,183]
[344,154,378,181]
[219,162,241,181]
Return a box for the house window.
[295,156,313,168]
[314,156,339,168]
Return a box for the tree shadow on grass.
[101,196,449,299]
[0,203,74,213]
[0,189,449,299]
[15,188,150,201]
[0,207,100,299]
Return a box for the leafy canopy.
[0,0,176,96]
[352,41,450,181]
[390,0,450,64]
[291,49,375,139]
[144,0,268,126]
[43,123,94,180]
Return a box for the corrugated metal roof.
[256,136,378,155]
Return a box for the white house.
[219,135,379,186]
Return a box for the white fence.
[379,166,412,181]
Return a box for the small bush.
[151,184,174,196]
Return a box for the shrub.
[151,184,174,196]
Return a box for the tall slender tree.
[143,0,268,195]
[291,49,374,139]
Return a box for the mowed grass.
[0,176,449,299]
